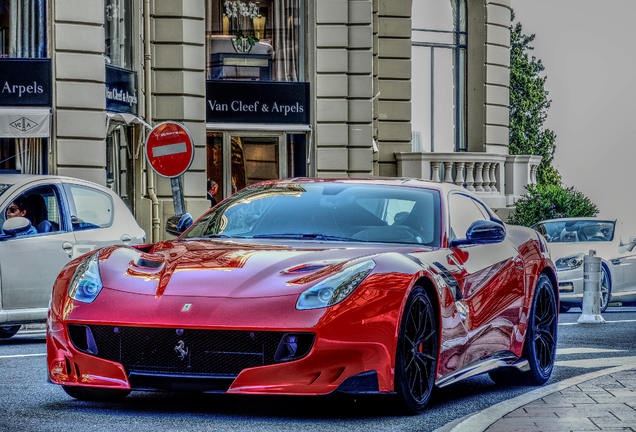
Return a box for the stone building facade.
[0,0,537,241]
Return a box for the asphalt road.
[1,307,635,432]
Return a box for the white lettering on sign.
[105,87,138,107]
[207,99,305,116]
[152,142,188,158]
[1,81,45,98]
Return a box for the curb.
[436,364,634,432]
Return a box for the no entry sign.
[145,122,194,178]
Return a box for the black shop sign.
[106,65,138,114]
[0,59,51,106]
[206,80,310,124]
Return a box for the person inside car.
[24,194,53,233]
[5,197,37,236]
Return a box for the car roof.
[0,174,115,196]
[263,177,468,194]
[0,174,99,185]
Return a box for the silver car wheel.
[600,268,610,311]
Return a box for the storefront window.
[0,0,47,58]
[206,132,224,204]
[411,0,467,152]
[0,137,46,174]
[105,0,133,70]
[205,0,302,81]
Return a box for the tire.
[600,267,611,313]
[0,325,21,339]
[394,286,438,413]
[490,273,557,386]
[62,386,131,401]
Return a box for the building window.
[105,0,133,69]
[0,0,47,58]
[411,0,467,152]
[205,0,303,81]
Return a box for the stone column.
[151,0,208,236]
[374,0,412,176]
[53,0,107,183]
[315,0,350,177]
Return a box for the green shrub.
[509,184,599,227]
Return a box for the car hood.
[98,239,429,299]
[547,241,615,261]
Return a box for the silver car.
[534,217,636,312]
[0,175,145,338]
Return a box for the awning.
[0,107,50,138]
[106,112,152,133]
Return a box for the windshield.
[534,220,615,243]
[183,183,442,246]
[0,184,11,197]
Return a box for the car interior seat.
[24,194,52,233]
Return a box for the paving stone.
[521,407,559,417]
[589,415,635,429]
[504,408,532,418]
[543,393,598,404]
[533,418,599,430]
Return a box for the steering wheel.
[392,225,424,243]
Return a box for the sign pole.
[145,121,195,218]
[171,176,185,215]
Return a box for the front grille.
[70,325,312,377]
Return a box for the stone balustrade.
[395,152,542,208]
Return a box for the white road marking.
[559,319,636,326]
[152,142,187,157]
[556,347,626,355]
[556,356,636,368]
[0,353,45,359]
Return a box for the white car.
[533,217,636,312]
[0,175,145,338]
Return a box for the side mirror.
[165,213,193,237]
[451,220,506,247]
[2,216,33,237]
[621,236,636,252]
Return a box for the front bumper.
[557,267,584,304]
[47,288,404,396]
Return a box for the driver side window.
[449,193,489,240]
[1,185,64,236]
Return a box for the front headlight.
[555,253,584,270]
[68,252,103,303]
[296,260,375,310]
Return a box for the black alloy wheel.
[62,385,131,401]
[395,286,438,412]
[490,273,557,386]
[0,325,21,339]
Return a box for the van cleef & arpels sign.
[0,59,51,106]
[206,81,310,124]
[106,65,138,115]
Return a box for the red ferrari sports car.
[47,178,558,412]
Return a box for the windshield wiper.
[252,233,361,242]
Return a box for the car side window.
[449,193,489,240]
[1,185,65,236]
[66,184,114,231]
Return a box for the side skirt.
[435,351,529,388]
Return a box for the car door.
[0,182,76,311]
[62,181,137,255]
[445,193,525,369]
[613,221,636,295]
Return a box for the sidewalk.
[486,369,636,431]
